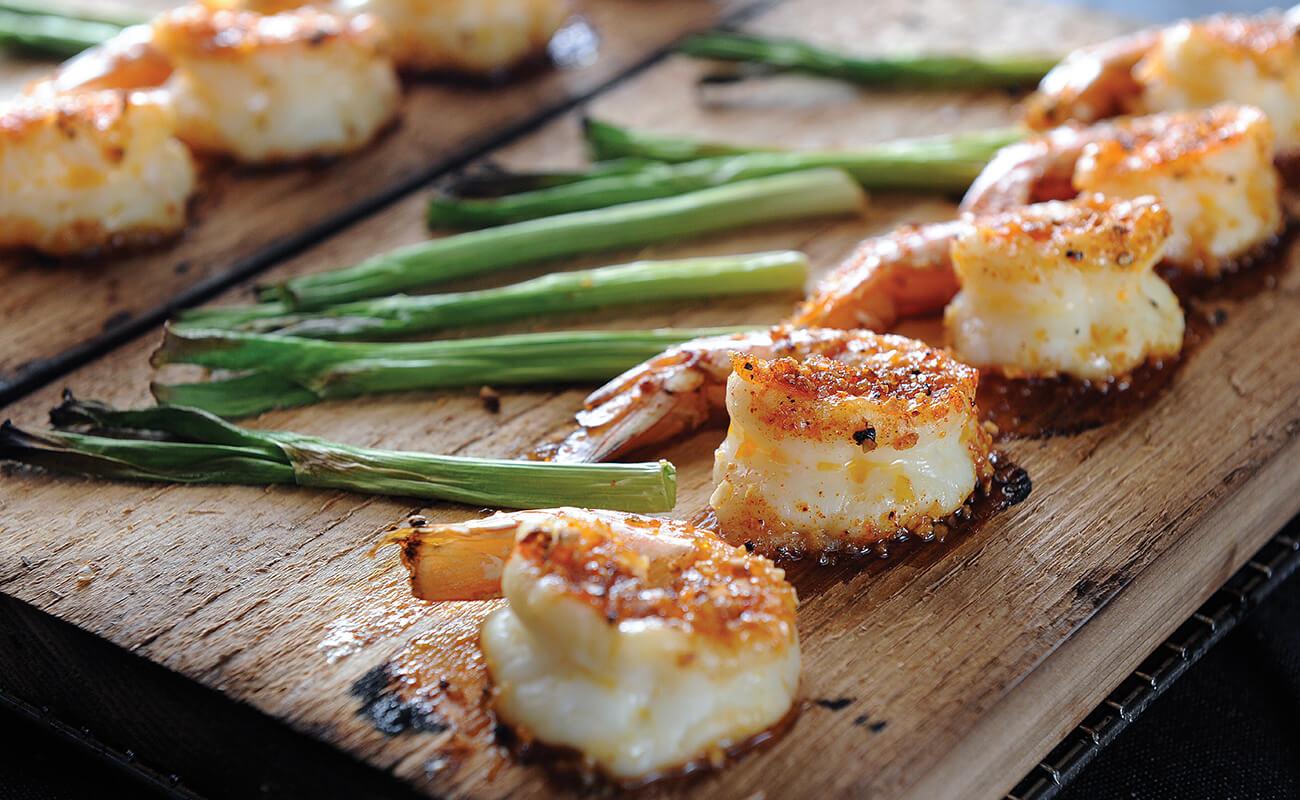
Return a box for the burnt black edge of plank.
[1005,521,1300,800]
[0,592,432,800]
[0,0,781,411]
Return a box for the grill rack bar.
[1006,528,1300,800]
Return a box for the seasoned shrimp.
[349,0,573,75]
[24,4,401,163]
[964,105,1283,275]
[557,326,898,463]
[710,341,991,557]
[799,106,1281,327]
[555,327,993,557]
[386,507,800,783]
[151,4,400,163]
[945,194,1184,380]
[224,0,573,75]
[0,90,196,256]
[1025,9,1300,154]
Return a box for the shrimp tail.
[551,334,758,463]
[382,521,517,602]
[555,373,715,463]
[792,220,967,330]
[1021,29,1158,130]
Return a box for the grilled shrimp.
[1024,9,1300,154]
[151,5,400,163]
[945,194,1184,380]
[556,326,887,463]
[0,90,196,256]
[27,4,400,164]
[219,0,573,75]
[964,105,1282,275]
[349,0,573,75]
[555,327,993,556]
[797,106,1280,325]
[386,507,800,782]
[710,341,991,557]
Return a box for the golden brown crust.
[1082,104,1273,176]
[513,511,796,647]
[0,217,183,258]
[712,441,994,559]
[152,5,383,59]
[0,91,132,144]
[729,334,980,446]
[958,194,1172,278]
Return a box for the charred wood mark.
[351,664,449,737]
[814,697,854,711]
[990,457,1033,510]
[851,713,888,733]
[1072,550,1146,611]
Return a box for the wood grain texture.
[0,0,736,398]
[4,0,1299,798]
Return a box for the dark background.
[2,0,1298,798]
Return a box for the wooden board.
[0,0,735,401]
[3,0,1300,798]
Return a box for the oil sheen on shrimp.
[710,340,992,558]
[0,90,196,256]
[945,194,1184,380]
[149,4,400,163]
[963,105,1283,276]
[1025,9,1300,154]
[386,508,800,784]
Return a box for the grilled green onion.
[680,30,1058,90]
[264,169,863,310]
[180,252,806,337]
[431,131,1019,227]
[1,395,677,512]
[151,326,752,417]
[0,8,124,56]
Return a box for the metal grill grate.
[1007,528,1300,800]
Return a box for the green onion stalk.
[430,130,1021,227]
[585,116,1022,164]
[680,30,1059,90]
[443,157,660,198]
[0,8,123,56]
[583,116,764,164]
[151,326,751,418]
[262,169,863,310]
[0,4,143,57]
[179,252,807,337]
[0,394,677,512]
